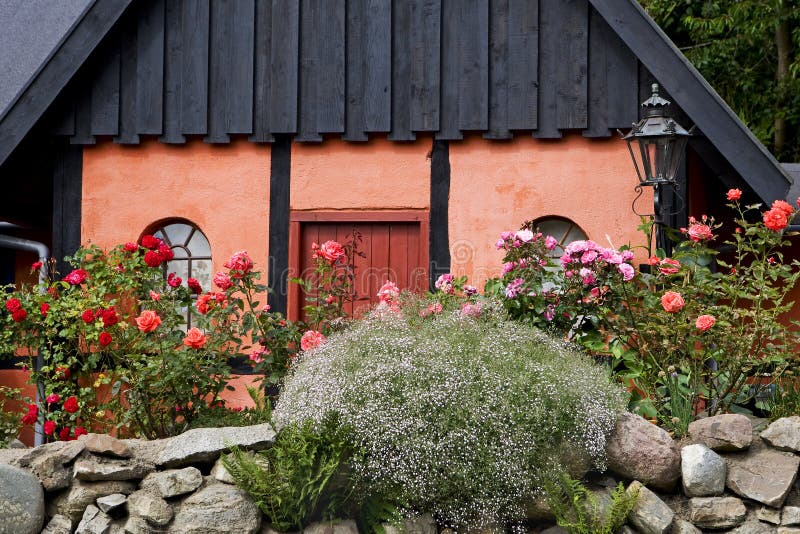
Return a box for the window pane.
[187,230,211,256]
[192,259,212,289]
[163,223,193,247]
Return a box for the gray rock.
[538,529,568,534]
[41,514,73,534]
[618,527,637,534]
[758,507,783,525]
[762,417,800,452]
[128,490,174,527]
[0,463,45,534]
[688,497,747,529]
[18,439,85,491]
[627,481,674,534]
[96,493,127,514]
[688,414,753,451]
[76,504,112,534]
[170,483,260,533]
[728,518,778,534]
[156,424,275,468]
[670,518,701,534]
[0,447,28,465]
[141,467,203,498]
[47,479,137,525]
[18,439,85,466]
[81,434,133,458]
[778,529,800,534]
[681,444,726,497]
[74,456,155,482]
[211,457,236,484]
[606,413,681,491]
[383,514,437,534]
[726,439,800,507]
[10,438,26,448]
[304,520,359,534]
[121,515,156,534]
[784,507,800,526]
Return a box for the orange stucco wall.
[449,135,649,288]
[291,137,431,211]
[82,139,270,275]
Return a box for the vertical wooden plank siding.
[160,0,185,143]
[457,0,489,131]
[226,0,255,134]
[363,0,391,132]
[316,0,346,133]
[533,0,561,138]
[268,135,291,315]
[485,0,510,140]
[135,0,165,135]
[180,0,209,135]
[507,0,538,130]
[388,0,414,141]
[429,140,450,289]
[205,0,230,142]
[269,0,299,134]
[89,40,120,136]
[115,15,139,144]
[558,0,588,130]
[51,143,83,278]
[297,0,322,142]
[436,0,462,140]
[70,89,94,144]
[584,7,609,138]
[343,0,368,141]
[410,0,441,132]
[605,14,639,128]
[250,0,274,142]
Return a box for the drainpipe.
[0,233,49,445]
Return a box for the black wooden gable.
[46,0,640,145]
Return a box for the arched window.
[532,216,588,261]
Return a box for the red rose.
[74,427,87,438]
[772,200,794,218]
[658,258,680,275]
[196,294,212,315]
[695,314,716,332]
[21,404,38,425]
[5,298,21,313]
[661,291,685,313]
[124,242,139,252]
[43,420,56,435]
[187,278,202,294]
[726,189,742,201]
[101,308,118,327]
[144,250,162,268]
[12,309,27,322]
[46,394,60,404]
[158,243,175,261]
[81,309,95,324]
[182,327,208,349]
[224,251,254,278]
[31,261,43,270]
[59,427,72,441]
[40,302,50,316]
[55,367,70,380]
[317,240,346,263]
[167,272,182,288]
[63,396,79,414]
[140,235,162,250]
[763,208,788,232]
[99,332,112,347]
[135,310,161,333]
[63,269,87,285]
[213,272,233,290]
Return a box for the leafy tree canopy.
[639,0,800,161]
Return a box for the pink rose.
[45,394,60,404]
[695,314,716,332]
[63,269,87,285]
[618,263,634,281]
[167,272,182,288]
[515,229,534,243]
[224,251,254,277]
[317,241,346,263]
[377,280,400,303]
[300,330,327,351]
[772,200,794,218]
[686,223,713,242]
[213,272,233,290]
[545,235,558,250]
[661,291,685,313]
[659,258,680,275]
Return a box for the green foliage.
[275,303,627,529]
[189,387,273,429]
[639,0,800,160]
[762,378,800,420]
[356,494,405,534]
[0,387,22,448]
[222,414,353,532]
[544,473,638,534]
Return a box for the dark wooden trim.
[268,135,291,316]
[0,0,132,165]
[52,143,83,278]
[589,0,791,204]
[290,210,428,222]
[429,139,450,290]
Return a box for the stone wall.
[3,413,800,533]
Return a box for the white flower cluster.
[274,310,626,528]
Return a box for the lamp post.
[622,84,693,255]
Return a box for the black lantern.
[622,83,692,187]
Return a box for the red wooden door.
[290,214,428,320]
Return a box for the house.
[0,0,794,385]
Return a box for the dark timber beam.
[52,142,83,278]
[429,140,451,290]
[268,135,291,315]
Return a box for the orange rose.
[763,208,788,232]
[695,314,716,332]
[183,327,207,349]
[661,291,685,313]
[772,199,794,218]
[135,310,161,333]
[196,294,212,315]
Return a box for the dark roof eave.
[589,0,793,204]
[0,0,132,167]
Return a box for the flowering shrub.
[0,387,22,447]
[274,302,626,529]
